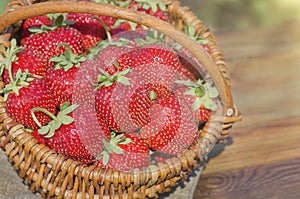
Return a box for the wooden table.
[194,20,300,198]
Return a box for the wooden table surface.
[193,20,300,199]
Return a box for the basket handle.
[0,1,235,116]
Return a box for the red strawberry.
[67,13,116,50]
[100,48,176,132]
[131,44,193,81]
[45,43,86,107]
[94,63,133,132]
[127,83,170,128]
[5,78,57,130]
[31,129,45,144]
[108,70,147,132]
[1,39,56,130]
[110,67,173,132]
[158,99,198,156]
[40,103,110,164]
[21,25,83,64]
[199,107,213,122]
[3,48,48,84]
[21,15,51,39]
[95,132,150,171]
[72,37,136,109]
[140,91,199,155]
[139,94,182,151]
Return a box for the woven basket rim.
[0,0,242,198]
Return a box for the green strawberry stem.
[94,0,128,6]
[0,39,24,79]
[133,0,167,12]
[184,24,209,45]
[87,17,132,59]
[31,107,57,128]
[92,16,112,43]
[29,15,74,34]
[93,60,131,90]
[0,39,44,101]
[1,68,43,101]
[112,19,139,30]
[134,29,165,47]
[175,79,219,111]
[31,102,79,138]
[50,42,86,71]
[150,90,157,101]
[95,132,132,165]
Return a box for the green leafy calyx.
[50,43,86,71]
[29,15,75,34]
[176,79,219,111]
[87,17,132,60]
[96,132,132,165]
[133,0,167,12]
[31,102,79,138]
[94,61,131,90]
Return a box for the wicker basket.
[0,0,242,198]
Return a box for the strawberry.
[21,15,51,39]
[95,132,150,171]
[131,44,193,82]
[5,78,57,130]
[45,43,86,107]
[108,70,148,132]
[31,129,45,144]
[67,13,116,50]
[139,94,182,151]
[139,90,199,155]
[94,61,132,132]
[174,79,219,123]
[158,99,198,156]
[110,66,173,132]
[73,35,135,109]
[21,15,83,64]
[91,33,140,131]
[37,103,110,164]
[127,83,170,128]
[3,48,48,84]
[98,48,176,132]
[1,39,57,130]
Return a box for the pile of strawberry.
[0,0,218,171]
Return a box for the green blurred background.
[1,0,300,31]
[0,0,10,14]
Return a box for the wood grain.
[196,157,300,199]
[194,20,300,198]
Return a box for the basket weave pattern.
[0,0,242,198]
